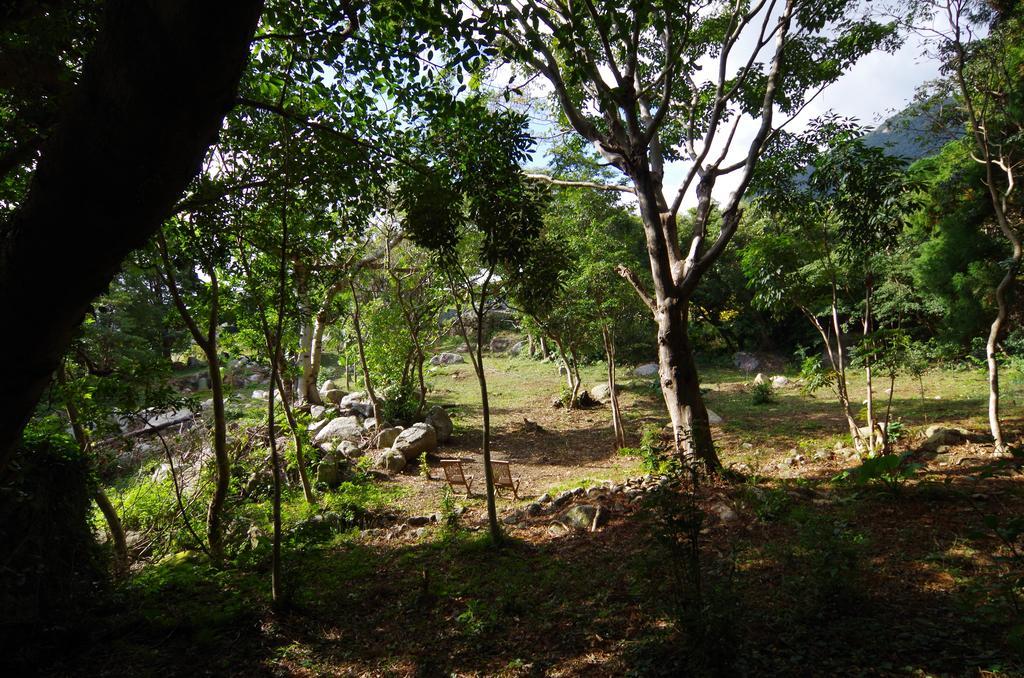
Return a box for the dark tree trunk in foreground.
[0,1,263,471]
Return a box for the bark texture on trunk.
[0,1,263,469]
[632,173,720,472]
[986,249,1020,453]
[602,326,625,449]
[349,281,381,428]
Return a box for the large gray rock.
[318,379,339,397]
[559,504,607,531]
[316,453,340,487]
[376,449,407,473]
[771,375,790,388]
[346,402,374,419]
[707,409,723,425]
[753,372,767,385]
[424,406,454,444]
[591,383,617,402]
[376,426,403,449]
[509,340,527,356]
[733,351,760,372]
[489,336,513,353]
[634,363,659,377]
[340,391,368,408]
[922,426,966,452]
[308,418,330,437]
[310,405,328,420]
[392,422,438,460]
[313,416,364,446]
[338,440,361,458]
[430,352,465,366]
[323,389,346,405]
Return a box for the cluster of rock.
[500,473,738,533]
[753,372,791,389]
[429,352,465,366]
[307,380,455,485]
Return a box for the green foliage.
[751,380,775,405]
[797,349,837,396]
[621,424,677,476]
[741,481,793,522]
[834,453,922,495]
[438,484,462,539]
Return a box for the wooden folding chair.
[490,460,521,500]
[440,459,474,497]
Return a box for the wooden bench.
[490,460,521,500]
[439,459,474,497]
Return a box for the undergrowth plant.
[751,380,775,405]
[834,453,922,495]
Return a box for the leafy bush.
[377,381,419,424]
[438,485,463,540]
[620,424,677,475]
[796,348,837,396]
[834,452,922,495]
[751,380,775,405]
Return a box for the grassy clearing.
[58,355,1024,675]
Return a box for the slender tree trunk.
[309,310,327,400]
[984,243,1020,452]
[602,326,625,449]
[94,490,129,573]
[881,372,897,454]
[274,368,314,503]
[808,308,863,450]
[158,234,230,563]
[550,334,576,404]
[449,269,501,542]
[297,318,316,402]
[987,283,1011,452]
[60,367,129,574]
[204,304,230,564]
[388,267,429,419]
[863,278,876,452]
[472,295,500,543]
[569,347,583,407]
[349,280,381,428]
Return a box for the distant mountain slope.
[861,99,964,163]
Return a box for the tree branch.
[524,173,635,194]
[616,265,657,316]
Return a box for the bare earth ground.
[38,355,1024,677]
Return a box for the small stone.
[552,490,574,507]
[502,512,522,525]
[537,493,552,504]
[524,502,543,516]
[407,515,431,527]
[711,502,739,524]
